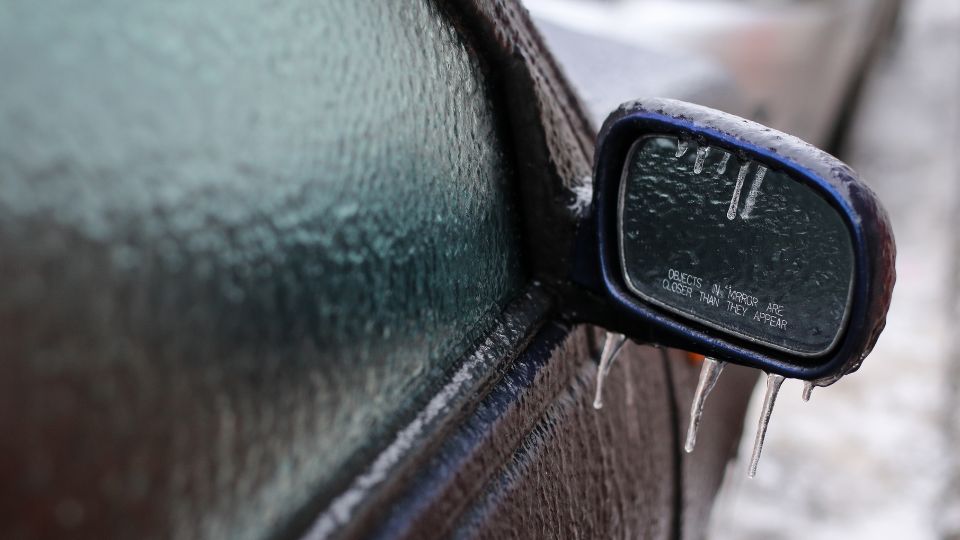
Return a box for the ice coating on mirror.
[684,357,726,453]
[593,332,627,409]
[748,373,785,477]
[618,136,855,357]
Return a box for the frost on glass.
[0,1,523,538]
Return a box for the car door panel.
[317,323,678,540]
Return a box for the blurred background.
[522,0,960,538]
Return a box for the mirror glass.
[618,135,855,356]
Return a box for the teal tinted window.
[0,1,522,537]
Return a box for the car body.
[0,0,898,538]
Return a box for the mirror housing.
[571,99,895,385]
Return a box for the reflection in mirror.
[618,135,854,357]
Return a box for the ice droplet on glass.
[727,162,750,220]
[693,146,709,174]
[740,165,767,219]
[802,381,814,402]
[684,357,726,452]
[717,152,730,175]
[748,373,785,477]
[593,332,627,409]
[675,140,689,158]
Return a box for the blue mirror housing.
[571,99,895,386]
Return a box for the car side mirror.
[571,99,896,474]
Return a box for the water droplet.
[802,381,814,402]
[676,140,689,158]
